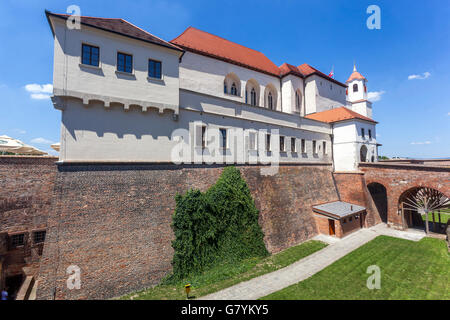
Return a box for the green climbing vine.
[168,166,268,282]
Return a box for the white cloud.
[25,83,53,100]
[408,72,431,80]
[410,141,432,145]
[31,137,54,145]
[447,112,450,116]
[367,90,385,102]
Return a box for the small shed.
[312,201,367,237]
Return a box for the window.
[245,90,248,104]
[313,140,317,154]
[301,139,306,153]
[280,136,285,152]
[268,92,273,110]
[291,138,296,152]
[349,217,353,222]
[224,81,228,94]
[81,44,99,67]
[117,52,132,73]
[11,233,25,248]
[330,84,332,90]
[219,128,227,149]
[231,83,238,96]
[251,88,257,106]
[201,126,207,149]
[361,128,365,139]
[323,141,327,155]
[266,134,271,151]
[368,129,372,139]
[353,83,358,92]
[343,219,347,224]
[249,132,257,150]
[33,230,46,244]
[295,91,301,111]
[148,59,162,79]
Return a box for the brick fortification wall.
[37,163,339,300]
[333,172,382,228]
[0,156,58,277]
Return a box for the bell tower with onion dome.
[346,64,372,118]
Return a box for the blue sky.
[0,0,449,158]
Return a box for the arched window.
[268,92,273,110]
[360,145,368,162]
[224,73,241,96]
[231,83,237,96]
[251,88,257,106]
[295,90,302,112]
[353,83,358,92]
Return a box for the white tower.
[346,65,372,118]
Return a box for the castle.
[46,12,379,172]
[0,11,398,300]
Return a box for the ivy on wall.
[168,166,268,281]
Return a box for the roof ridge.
[120,19,182,50]
[174,26,270,57]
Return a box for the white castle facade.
[46,11,379,172]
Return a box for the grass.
[261,236,450,300]
[421,212,450,224]
[119,240,327,300]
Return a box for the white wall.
[332,120,378,171]
[304,75,347,115]
[281,74,304,115]
[59,96,332,163]
[51,17,181,112]
[347,79,367,102]
[179,52,281,110]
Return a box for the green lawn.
[422,212,450,224]
[262,236,450,300]
[120,240,327,300]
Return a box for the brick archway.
[397,186,450,233]
[367,182,388,223]
[360,163,450,229]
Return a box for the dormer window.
[353,83,358,92]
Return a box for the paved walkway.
[199,224,426,300]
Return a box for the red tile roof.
[305,107,377,124]
[46,11,183,52]
[346,70,366,83]
[46,11,348,86]
[171,27,280,76]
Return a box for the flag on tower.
[328,66,334,78]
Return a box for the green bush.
[168,166,268,282]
